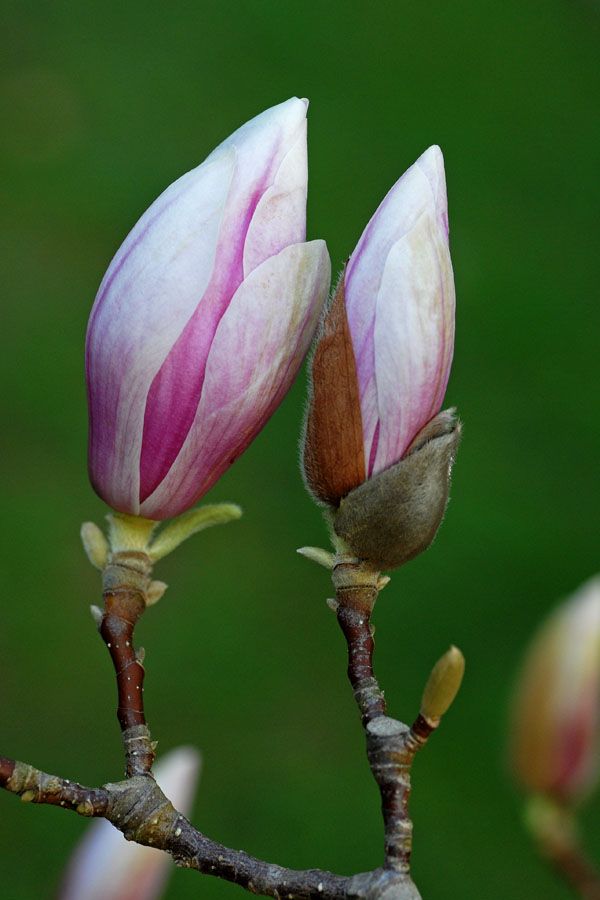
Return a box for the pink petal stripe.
[138,106,308,503]
[139,240,330,519]
[137,174,268,503]
[87,150,235,513]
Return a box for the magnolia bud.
[87,98,330,520]
[303,147,458,568]
[510,576,600,805]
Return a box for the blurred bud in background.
[87,97,330,520]
[303,146,459,569]
[58,746,200,900]
[510,576,600,806]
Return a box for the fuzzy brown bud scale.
[303,276,366,506]
[333,410,461,570]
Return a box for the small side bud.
[75,800,95,817]
[80,522,109,570]
[333,411,461,570]
[135,647,146,665]
[146,581,168,607]
[420,645,465,722]
[296,546,336,570]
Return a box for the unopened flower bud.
[510,576,600,805]
[87,98,330,520]
[59,746,200,900]
[303,146,458,569]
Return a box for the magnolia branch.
[332,560,436,876]
[0,757,108,816]
[0,754,353,897]
[99,549,156,777]
[0,521,462,900]
[0,755,425,898]
[0,533,423,899]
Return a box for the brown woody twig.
[0,753,423,898]
[332,560,435,878]
[99,548,156,777]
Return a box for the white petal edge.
[242,122,308,275]
[345,147,448,451]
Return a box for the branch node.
[366,717,406,739]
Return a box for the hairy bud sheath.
[303,146,459,568]
[87,98,330,519]
[510,576,600,805]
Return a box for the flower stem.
[332,558,433,880]
[527,797,600,899]
[100,548,156,776]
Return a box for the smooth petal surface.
[87,150,235,512]
[141,240,330,519]
[510,576,600,803]
[344,145,454,475]
[138,100,308,503]
[59,747,201,900]
[87,98,310,515]
[371,213,454,473]
[243,125,307,275]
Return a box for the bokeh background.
[1,1,599,897]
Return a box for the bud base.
[333,410,461,570]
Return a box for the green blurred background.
[1,0,599,897]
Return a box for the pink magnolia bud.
[304,146,455,507]
[58,746,200,900]
[510,576,600,804]
[303,147,458,569]
[87,98,330,519]
[345,144,455,477]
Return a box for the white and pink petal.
[140,240,330,519]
